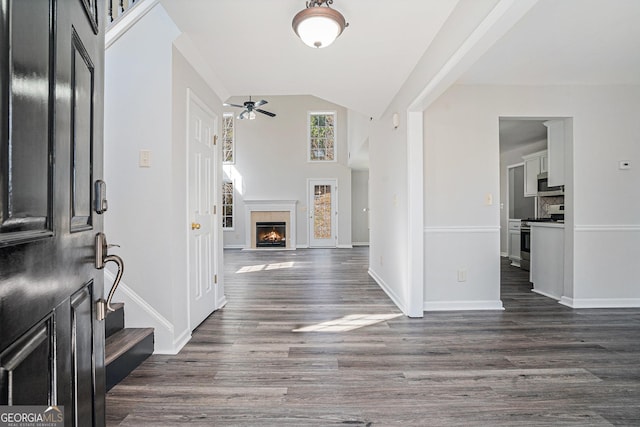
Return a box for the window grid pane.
[309,113,335,161]
[222,180,233,229]
[223,115,234,164]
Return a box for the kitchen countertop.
[529,222,564,228]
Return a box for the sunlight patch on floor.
[293,313,402,333]
[236,262,295,273]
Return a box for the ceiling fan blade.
[256,108,276,117]
[253,99,268,108]
[223,103,244,108]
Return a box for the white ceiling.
[459,0,640,85]
[159,0,640,119]
[499,119,547,151]
[160,0,459,118]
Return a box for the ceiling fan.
[223,96,276,120]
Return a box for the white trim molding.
[106,270,192,355]
[223,244,245,250]
[560,297,640,309]
[574,225,640,232]
[425,226,501,233]
[424,300,505,311]
[105,0,160,49]
[368,269,408,316]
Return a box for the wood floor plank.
[106,248,640,426]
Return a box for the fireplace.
[256,222,286,248]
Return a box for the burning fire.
[262,229,284,243]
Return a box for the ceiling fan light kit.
[292,0,348,48]
[223,97,276,120]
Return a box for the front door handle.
[95,232,125,320]
[191,222,201,230]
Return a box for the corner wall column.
[407,111,424,317]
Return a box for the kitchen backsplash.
[538,196,564,218]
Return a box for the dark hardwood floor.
[106,248,640,426]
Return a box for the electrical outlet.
[457,268,467,282]
[485,193,493,206]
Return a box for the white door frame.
[186,89,221,331]
[308,178,338,248]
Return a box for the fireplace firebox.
[256,222,286,248]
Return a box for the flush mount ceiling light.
[292,0,348,48]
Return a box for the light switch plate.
[139,149,151,168]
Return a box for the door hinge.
[213,135,218,145]
[213,205,217,215]
[214,274,218,284]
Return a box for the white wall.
[222,95,352,249]
[105,3,225,354]
[423,84,640,308]
[351,170,369,245]
[105,4,180,352]
[367,0,502,315]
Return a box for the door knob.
[191,222,201,230]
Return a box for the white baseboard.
[296,244,309,249]
[223,244,245,250]
[171,328,192,354]
[500,251,508,257]
[337,244,353,249]
[106,270,188,355]
[352,242,370,247]
[532,288,560,301]
[560,296,640,308]
[217,296,228,310]
[423,300,504,311]
[368,269,407,315]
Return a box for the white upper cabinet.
[544,120,565,187]
[522,150,547,197]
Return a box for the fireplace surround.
[244,200,297,250]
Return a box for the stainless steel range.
[520,220,532,271]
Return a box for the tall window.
[223,113,234,164]
[308,112,336,162]
[222,180,234,229]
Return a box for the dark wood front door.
[0,0,105,425]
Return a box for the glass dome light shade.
[292,6,347,48]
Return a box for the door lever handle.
[102,254,124,313]
[192,222,201,230]
[95,232,125,320]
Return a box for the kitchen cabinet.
[508,220,521,267]
[544,120,565,187]
[522,150,547,197]
[530,222,564,300]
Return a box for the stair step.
[105,302,125,338]
[105,327,154,391]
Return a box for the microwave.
[537,172,564,196]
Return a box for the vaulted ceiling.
[159,0,640,118]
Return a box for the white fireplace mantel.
[244,200,298,250]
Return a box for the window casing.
[308,112,336,162]
[222,180,234,229]
[223,113,234,164]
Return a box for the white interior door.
[188,93,218,330]
[309,179,337,248]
